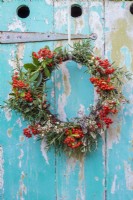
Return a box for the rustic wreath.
[5,40,131,157]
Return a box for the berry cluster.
[99,104,118,128]
[23,125,39,138]
[97,57,111,69]
[24,91,33,102]
[64,128,84,149]
[33,48,54,60]
[96,57,115,75]
[90,77,114,91]
[12,73,28,89]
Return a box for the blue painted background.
[0,0,133,200]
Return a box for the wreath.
[5,40,131,157]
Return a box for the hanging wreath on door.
[5,40,131,157]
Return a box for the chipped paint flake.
[111,175,117,194]
[41,138,49,165]
[57,62,71,121]
[45,0,53,5]
[19,135,25,142]
[78,104,85,118]
[3,106,12,121]
[16,118,22,128]
[89,3,104,55]
[107,116,121,149]
[8,44,25,73]
[95,176,99,181]
[74,16,85,34]
[7,128,12,138]
[8,49,17,70]
[55,9,68,30]
[124,161,133,191]
[18,149,24,168]
[8,17,26,32]
[76,158,85,200]
[0,146,4,193]
[16,171,27,200]
[66,157,77,176]
[16,44,25,68]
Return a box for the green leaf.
[32,53,40,66]
[45,45,50,50]
[44,67,51,77]
[36,72,43,87]
[54,46,62,53]
[9,93,15,96]
[24,63,37,71]
[42,62,46,69]
[20,92,25,97]
[46,58,52,64]
[30,71,39,82]
[43,82,46,91]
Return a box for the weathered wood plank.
[52,1,105,200]
[0,1,56,199]
[105,1,133,199]
[84,1,106,200]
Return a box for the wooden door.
[0,1,133,200]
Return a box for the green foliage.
[4,40,132,157]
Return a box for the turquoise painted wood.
[0,1,133,200]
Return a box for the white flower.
[38,57,43,62]
[95,61,99,66]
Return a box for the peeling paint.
[107,116,121,150]
[57,62,71,121]
[95,176,99,181]
[106,3,133,70]
[56,82,61,90]
[89,3,104,55]
[62,65,71,97]
[8,17,26,32]
[74,16,85,34]
[7,128,12,138]
[124,161,133,191]
[3,106,12,121]
[16,44,25,68]
[18,149,24,168]
[16,171,27,200]
[76,158,85,200]
[111,174,117,194]
[55,9,67,30]
[78,104,85,118]
[8,44,25,73]
[41,138,49,165]
[19,135,25,142]
[16,118,22,128]
[8,49,16,70]
[45,0,53,5]
[0,146,4,193]
[66,157,77,177]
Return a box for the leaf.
[42,62,46,69]
[54,46,62,53]
[9,93,15,96]
[43,82,46,91]
[45,45,50,50]
[20,92,25,97]
[44,67,51,78]
[32,53,40,66]
[46,58,52,64]
[24,108,31,113]
[36,72,43,87]
[24,63,37,71]
[30,71,39,82]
